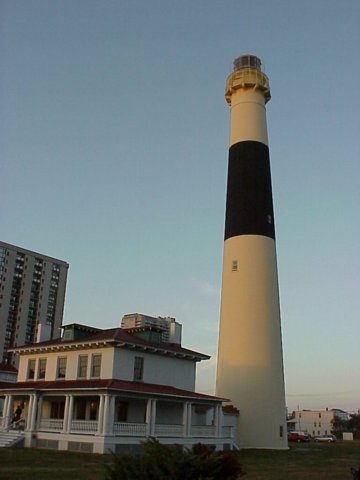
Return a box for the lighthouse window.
[232,260,238,272]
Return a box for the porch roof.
[0,378,228,403]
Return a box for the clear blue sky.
[1,0,359,413]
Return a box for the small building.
[287,408,349,437]
[121,313,182,344]
[0,323,237,453]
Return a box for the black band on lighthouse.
[224,141,275,241]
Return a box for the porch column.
[4,395,14,428]
[150,399,157,436]
[26,395,34,431]
[187,403,192,436]
[97,394,105,435]
[183,402,192,437]
[29,394,38,431]
[102,394,110,435]
[108,395,115,435]
[62,395,70,433]
[2,395,9,427]
[63,395,74,433]
[214,404,222,437]
[67,395,74,432]
[145,399,152,436]
[36,395,44,429]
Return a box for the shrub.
[104,439,244,480]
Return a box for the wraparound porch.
[0,390,236,453]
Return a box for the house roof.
[0,378,227,403]
[0,363,18,374]
[222,405,240,416]
[8,327,210,361]
[61,323,101,334]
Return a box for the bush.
[104,438,245,480]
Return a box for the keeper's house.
[0,323,237,453]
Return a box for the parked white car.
[314,434,337,443]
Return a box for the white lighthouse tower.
[216,54,288,449]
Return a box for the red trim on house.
[222,405,240,415]
[8,327,209,360]
[0,378,228,402]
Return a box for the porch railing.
[113,422,146,436]
[155,424,184,437]
[35,419,234,439]
[39,419,64,431]
[70,420,98,433]
[221,426,234,438]
[0,415,7,430]
[191,425,216,437]
[0,416,26,432]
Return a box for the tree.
[331,413,360,440]
[347,413,360,440]
[331,416,347,438]
[104,438,245,480]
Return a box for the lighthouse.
[216,55,287,449]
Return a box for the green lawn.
[0,441,359,480]
[238,441,360,479]
[0,447,110,480]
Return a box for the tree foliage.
[104,438,245,480]
[348,413,360,439]
[331,413,360,440]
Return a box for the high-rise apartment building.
[121,313,182,345]
[0,241,69,365]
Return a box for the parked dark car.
[288,432,310,443]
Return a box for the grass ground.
[0,441,358,480]
[237,441,360,479]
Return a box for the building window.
[27,358,36,380]
[231,260,238,272]
[91,354,101,378]
[78,355,88,378]
[133,356,144,381]
[38,358,47,379]
[280,425,283,437]
[57,357,67,379]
